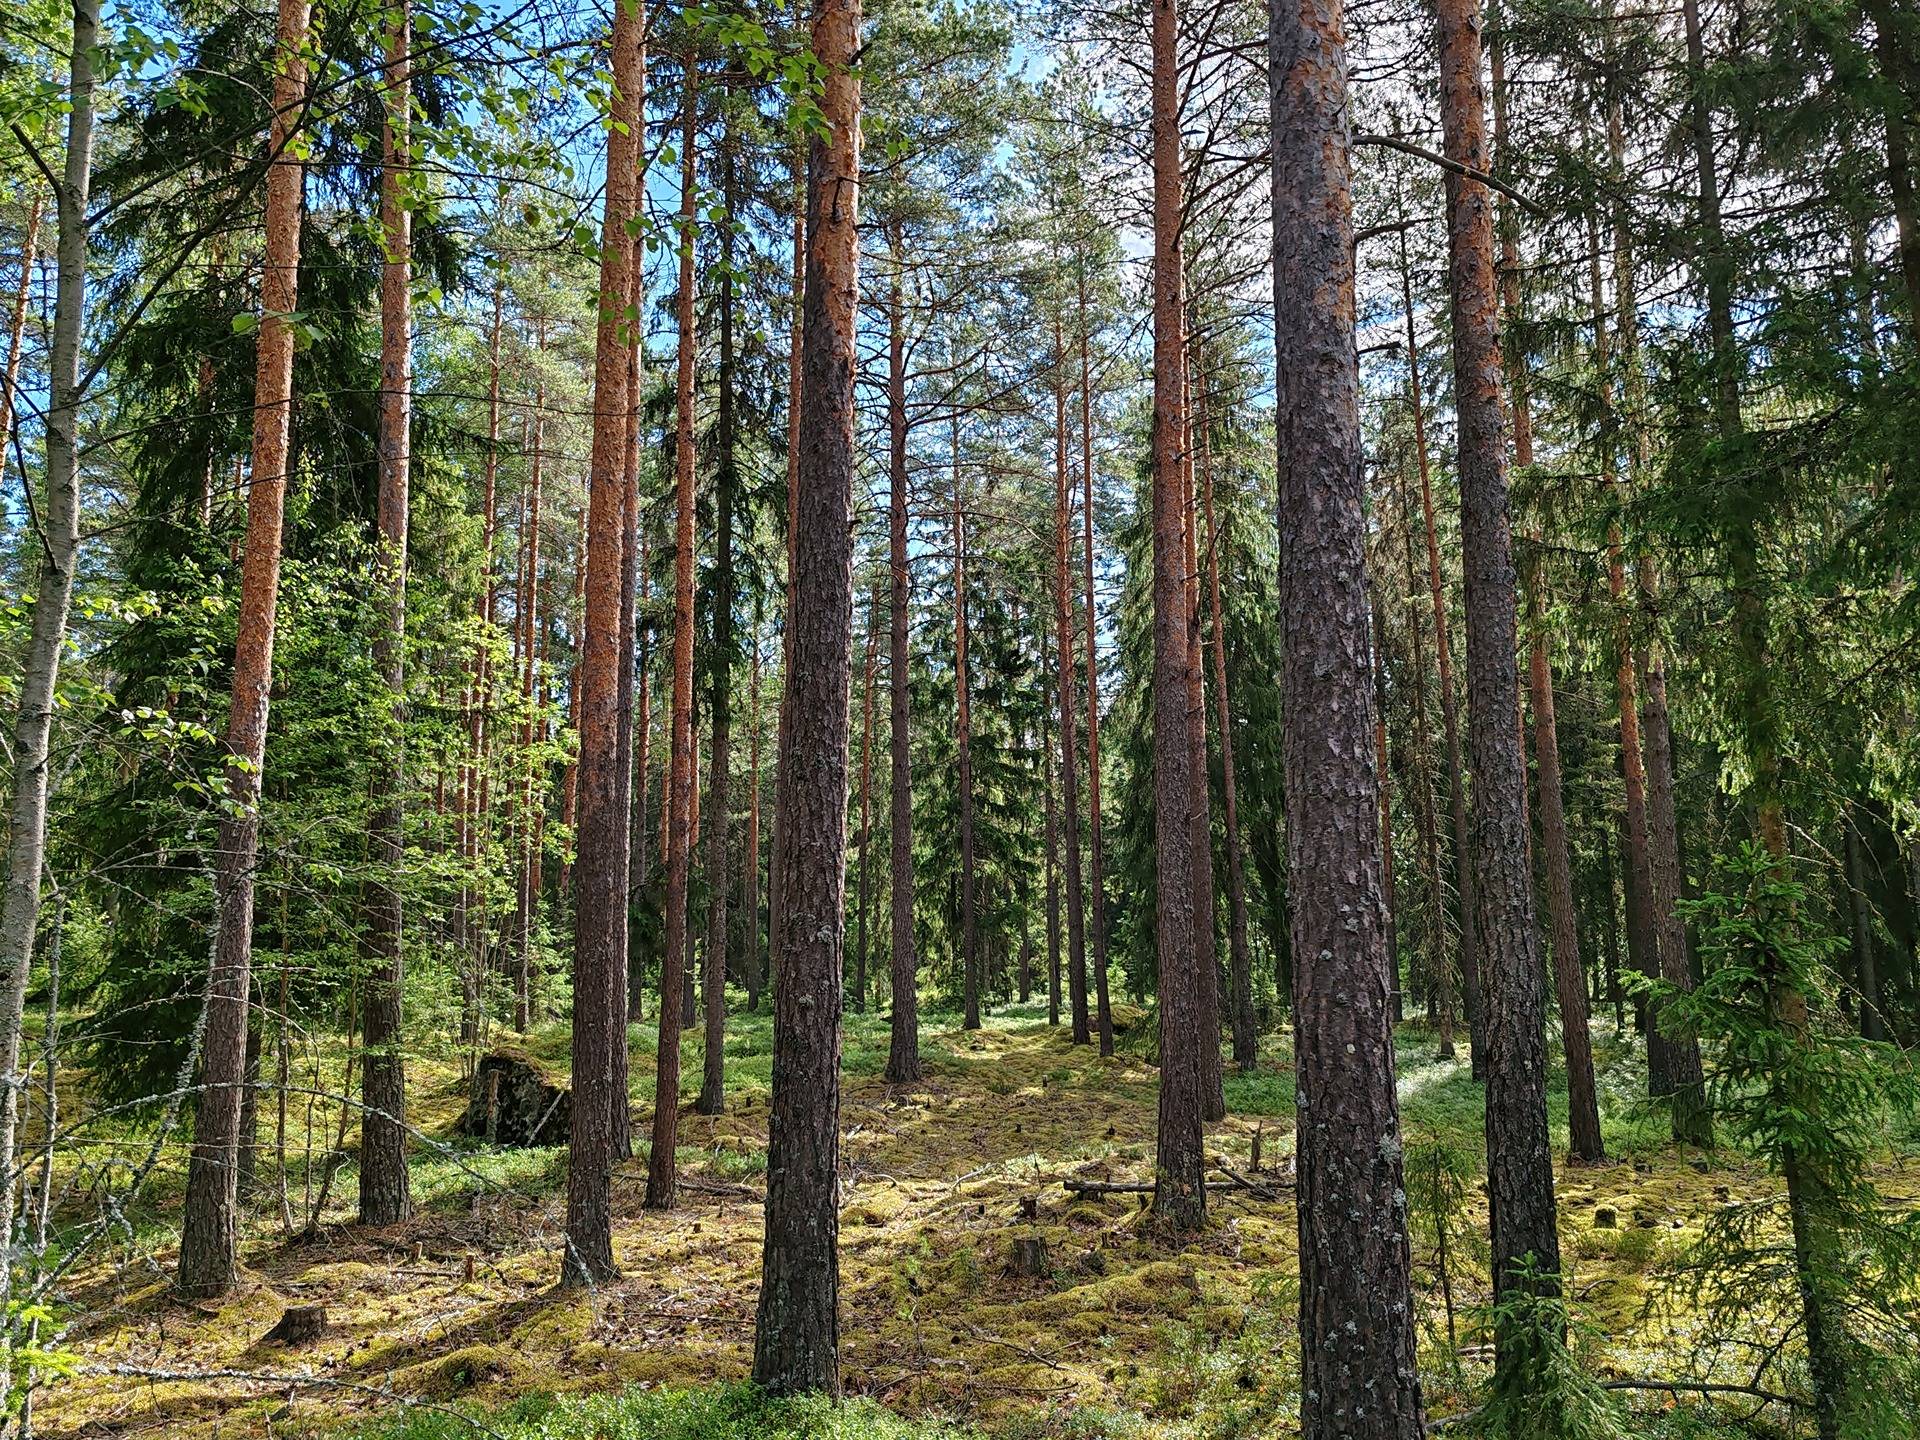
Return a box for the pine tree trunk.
[853,596,878,1015]
[768,162,805,996]
[1077,276,1114,1056]
[1183,345,1224,1122]
[1401,473,1455,1056]
[1437,0,1564,1349]
[698,84,740,1119]
[358,0,413,1228]
[745,605,763,1011]
[1270,0,1426,1424]
[558,0,642,1285]
[1397,230,1482,1076]
[179,0,308,1299]
[1149,0,1206,1233]
[646,52,700,1211]
[1372,603,1403,1026]
[514,393,546,1032]
[884,230,919,1080]
[1043,686,1062,1028]
[1199,373,1256,1071]
[953,416,981,1031]
[752,0,859,1387]
[1052,326,1090,1046]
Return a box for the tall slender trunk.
[0,12,93,1326]
[1044,684,1062,1027]
[1397,229,1482,1075]
[1198,370,1255,1070]
[1402,473,1453,1054]
[514,388,546,1031]
[1437,0,1563,1349]
[1844,819,1884,1040]
[0,191,39,482]
[461,284,505,1047]
[953,414,981,1031]
[752,0,859,1389]
[1372,602,1403,1025]
[1052,323,1089,1045]
[745,601,763,1010]
[853,594,878,1014]
[768,158,805,995]
[563,0,644,1283]
[1271,0,1426,1423]
[698,82,740,1118]
[1077,272,1113,1055]
[648,53,700,1210]
[884,227,919,1081]
[628,352,651,1026]
[1587,209,1662,1064]
[1493,23,1602,1164]
[178,0,309,1299]
[358,0,413,1227]
[1183,342,1224,1122]
[1149,0,1206,1233]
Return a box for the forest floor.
[41,998,1920,1439]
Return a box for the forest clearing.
[50,1006,1911,1438]
[5,0,1920,1431]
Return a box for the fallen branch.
[1599,1378,1807,1409]
[1062,1174,1294,1198]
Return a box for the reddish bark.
[1436,0,1563,1337]
[1149,0,1205,1233]
[178,0,310,1299]
[752,0,860,1390]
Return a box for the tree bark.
[752,0,859,1391]
[1270,0,1427,1424]
[1844,818,1885,1041]
[1397,228,1482,1076]
[558,0,643,1286]
[952,414,981,1031]
[1400,471,1454,1055]
[745,603,763,1010]
[646,50,700,1212]
[1052,324,1090,1046]
[1077,272,1113,1056]
[698,77,740,1118]
[884,230,919,1081]
[1043,683,1062,1028]
[1183,343,1224,1122]
[1436,0,1564,1352]
[178,0,309,1300]
[1198,370,1255,1071]
[513,391,545,1031]
[1149,0,1206,1234]
[0,13,91,1322]
[853,593,879,1014]
[1372,602,1402,1025]
[358,0,413,1228]
[768,159,805,995]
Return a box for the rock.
[1593,1205,1618,1229]
[1008,1235,1051,1278]
[263,1304,329,1346]
[456,1052,570,1147]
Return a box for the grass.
[35,993,1915,1439]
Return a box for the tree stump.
[263,1304,328,1346]
[456,1052,570,1146]
[1593,1205,1618,1229]
[1007,1235,1050,1278]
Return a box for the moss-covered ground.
[38,999,1920,1438]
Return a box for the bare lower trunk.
[1052,327,1089,1045]
[559,0,642,1286]
[646,55,701,1213]
[1401,474,1454,1057]
[358,1,413,1228]
[768,165,805,996]
[953,418,980,1031]
[1077,277,1113,1054]
[884,230,919,1081]
[1149,0,1205,1233]
[1271,0,1426,1423]
[752,0,859,1389]
[1398,230,1482,1077]
[179,0,309,1299]
[1437,0,1563,1351]
[853,597,878,1014]
[0,192,39,478]
[1183,348,1224,1122]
